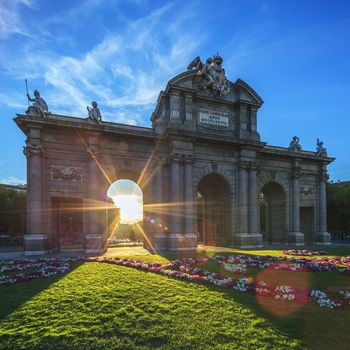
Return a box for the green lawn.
[0,249,349,350]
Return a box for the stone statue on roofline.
[316,138,327,157]
[288,136,302,152]
[187,53,231,96]
[87,101,102,124]
[26,89,49,118]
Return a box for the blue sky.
[0,0,349,184]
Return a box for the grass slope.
[0,250,349,349]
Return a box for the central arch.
[197,174,231,246]
[106,178,144,244]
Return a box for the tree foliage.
[0,187,26,235]
[327,183,350,232]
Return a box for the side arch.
[260,181,288,243]
[196,171,233,245]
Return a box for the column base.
[315,232,332,245]
[234,233,263,249]
[24,234,48,256]
[144,234,168,252]
[289,232,305,246]
[168,233,198,251]
[85,234,107,255]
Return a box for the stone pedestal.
[316,232,331,245]
[24,234,48,256]
[168,233,198,251]
[85,234,106,255]
[234,233,263,248]
[289,232,305,246]
[150,234,168,252]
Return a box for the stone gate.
[15,54,334,255]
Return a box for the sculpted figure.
[87,101,102,123]
[187,53,231,96]
[288,136,302,152]
[316,138,327,157]
[27,90,49,118]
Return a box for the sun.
[112,194,143,224]
[107,179,143,224]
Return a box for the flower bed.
[1,254,350,310]
[283,249,328,256]
[0,259,72,285]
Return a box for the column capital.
[169,154,182,163]
[249,161,258,171]
[156,157,167,167]
[184,154,195,165]
[23,141,43,157]
[319,172,329,181]
[238,160,250,170]
[291,167,301,179]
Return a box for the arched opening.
[260,182,287,243]
[197,174,231,246]
[107,179,143,245]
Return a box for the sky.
[0,0,349,185]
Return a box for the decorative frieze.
[51,165,83,181]
[299,185,314,196]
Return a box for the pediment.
[166,72,263,106]
[232,79,264,106]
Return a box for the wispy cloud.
[0,1,204,124]
[0,93,28,109]
[0,176,26,185]
[0,0,36,39]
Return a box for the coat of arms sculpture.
[187,53,231,96]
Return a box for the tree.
[0,187,26,236]
[327,182,350,232]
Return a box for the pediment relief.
[167,73,262,107]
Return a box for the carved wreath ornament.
[51,166,83,181]
[299,185,314,196]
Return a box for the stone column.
[169,91,181,128]
[170,156,181,234]
[168,155,197,251]
[23,134,47,256]
[317,170,331,245]
[238,104,249,139]
[85,134,105,254]
[184,94,195,131]
[184,155,195,233]
[248,162,262,247]
[249,107,260,140]
[236,160,250,247]
[248,163,258,233]
[156,161,164,226]
[185,95,193,121]
[238,161,249,233]
[289,168,304,245]
[153,160,167,250]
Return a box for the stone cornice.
[14,114,157,140]
[260,145,335,163]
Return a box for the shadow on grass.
[141,247,350,349]
[0,261,85,321]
